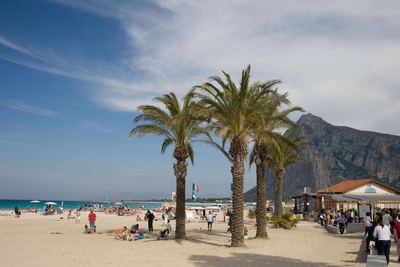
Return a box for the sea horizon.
[0,199,166,212]
[0,199,223,212]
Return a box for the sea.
[0,199,164,212]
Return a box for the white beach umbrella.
[30,200,40,209]
[205,206,221,210]
[189,206,205,210]
[44,202,57,205]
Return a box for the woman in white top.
[373,219,392,264]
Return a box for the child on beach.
[84,225,89,234]
[115,226,134,241]
[244,226,249,239]
[76,211,81,223]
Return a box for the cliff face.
[244,113,400,200]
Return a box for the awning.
[323,193,400,203]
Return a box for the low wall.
[346,223,364,234]
[366,255,387,267]
[325,225,339,234]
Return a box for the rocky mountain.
[244,113,400,201]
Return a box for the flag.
[192,191,196,201]
[192,183,199,192]
[172,192,176,202]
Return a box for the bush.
[272,211,299,229]
[248,209,256,218]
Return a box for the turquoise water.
[0,199,163,211]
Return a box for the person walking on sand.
[163,211,169,226]
[373,219,391,264]
[88,210,97,230]
[147,211,155,232]
[364,212,373,253]
[207,211,213,231]
[338,214,346,234]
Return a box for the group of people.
[364,209,400,264]
[317,208,400,264]
[114,219,172,241]
[318,208,361,235]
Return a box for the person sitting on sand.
[115,226,133,241]
[160,220,172,237]
[136,215,142,221]
[122,226,131,240]
[131,224,142,234]
[84,225,89,234]
[67,212,76,219]
[14,207,20,218]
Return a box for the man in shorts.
[207,211,214,231]
[88,210,97,230]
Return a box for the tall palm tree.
[192,65,280,247]
[249,93,304,238]
[266,132,307,216]
[128,92,226,239]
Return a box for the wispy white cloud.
[1,100,58,117]
[82,122,113,133]
[1,1,400,135]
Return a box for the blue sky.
[1,0,399,201]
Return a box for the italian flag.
[192,183,199,192]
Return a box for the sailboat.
[104,192,110,204]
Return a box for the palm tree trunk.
[274,166,285,216]
[229,139,247,247]
[255,162,268,238]
[173,159,188,239]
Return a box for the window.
[365,187,377,193]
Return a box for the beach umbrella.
[189,206,205,210]
[114,201,122,205]
[30,200,40,209]
[205,206,221,211]
[44,202,57,205]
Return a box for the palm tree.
[249,93,304,238]
[266,132,307,216]
[192,65,280,247]
[128,92,226,239]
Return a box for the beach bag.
[137,233,144,239]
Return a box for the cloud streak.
[1,100,58,117]
[82,122,113,133]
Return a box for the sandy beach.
[0,210,396,267]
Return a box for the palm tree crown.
[266,132,307,215]
[128,92,224,239]
[192,65,281,247]
[248,93,305,238]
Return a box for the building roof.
[318,179,400,194]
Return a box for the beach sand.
[0,210,395,266]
